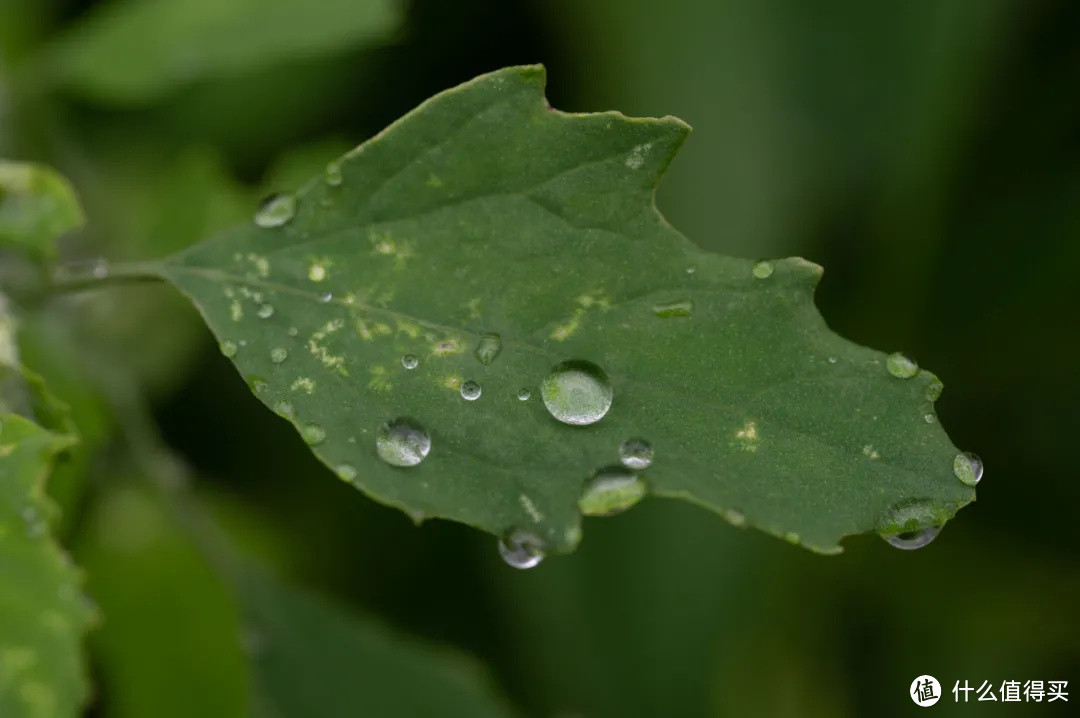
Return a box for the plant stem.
[49,259,164,294]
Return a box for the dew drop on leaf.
[541,360,613,426]
[256,303,275,319]
[878,498,944,550]
[324,161,343,187]
[375,418,431,467]
[517,388,531,401]
[274,400,294,418]
[885,352,919,379]
[401,354,419,370]
[336,464,357,481]
[301,424,326,445]
[926,376,944,401]
[953,452,983,486]
[752,260,774,279]
[882,526,942,550]
[651,299,693,318]
[474,333,502,365]
[578,467,647,517]
[498,530,545,569]
[270,347,288,364]
[318,291,333,303]
[254,193,297,228]
[220,341,238,358]
[618,437,653,469]
[460,380,482,401]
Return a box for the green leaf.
[155,65,974,555]
[45,0,402,102]
[0,160,83,262]
[0,414,93,718]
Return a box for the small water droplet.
[926,376,944,401]
[92,258,109,279]
[578,467,647,516]
[308,263,327,282]
[923,413,935,423]
[827,356,838,364]
[319,292,333,303]
[401,354,419,370]
[517,388,531,401]
[251,379,269,393]
[474,333,502,365]
[336,464,357,481]
[618,438,653,469]
[885,352,919,379]
[651,299,693,318]
[460,380,482,401]
[724,508,746,527]
[953,452,983,487]
[376,418,431,467]
[301,424,326,445]
[685,267,696,275]
[752,260,774,279]
[220,341,238,358]
[541,360,613,426]
[274,400,294,418]
[498,530,545,569]
[254,193,297,228]
[324,161,343,186]
[256,304,275,319]
[878,499,945,550]
[784,531,800,545]
[270,347,288,364]
[287,326,299,337]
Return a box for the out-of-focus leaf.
[45,0,402,102]
[0,414,92,718]
[155,66,973,554]
[0,160,82,261]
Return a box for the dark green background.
[2,1,1077,716]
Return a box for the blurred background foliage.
[1,0,1078,715]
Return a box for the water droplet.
[220,341,238,358]
[92,258,109,279]
[878,499,946,550]
[724,508,746,527]
[401,354,419,370]
[784,531,800,545]
[827,356,838,364]
[926,376,944,401]
[651,299,693,318]
[256,303,274,319]
[685,267,696,275]
[336,464,357,481]
[254,193,297,228]
[923,413,935,423]
[460,380,482,401]
[308,263,327,282]
[324,161,343,186]
[752,260,774,279]
[287,326,299,337]
[274,400,294,418]
[474,333,502,365]
[578,467,647,516]
[541,360,613,426]
[953,452,983,487]
[618,438,653,469]
[251,378,269,393]
[270,347,288,364]
[375,418,431,467]
[498,530,545,569]
[517,388,531,401]
[885,352,919,379]
[301,424,326,445]
[319,292,333,303]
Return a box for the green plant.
[0,64,979,717]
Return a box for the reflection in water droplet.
[376,418,431,467]
[270,347,288,364]
[256,304,274,319]
[401,354,419,370]
[325,161,343,186]
[651,299,693,318]
[752,260,774,279]
[541,360,613,426]
[578,467,647,516]
[254,193,297,228]
[953,452,983,486]
[220,341,238,358]
[517,388,531,401]
[618,438,653,469]
[460,380,482,401]
[878,499,945,550]
[301,424,326,445]
[336,464,357,481]
[474,333,502,365]
[885,352,919,378]
[498,530,545,569]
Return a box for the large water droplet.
[498,530,545,569]
[618,438,653,469]
[885,352,919,379]
[324,161,343,187]
[254,193,297,228]
[474,333,502,365]
[878,499,945,550]
[651,299,693,318]
[752,260,774,279]
[460,380,482,401]
[375,418,431,467]
[541,360,613,426]
[301,424,326,445]
[401,354,419,370]
[220,341,238,358]
[270,347,288,364]
[578,467,647,516]
[953,452,983,486]
[256,303,275,319]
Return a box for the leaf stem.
[49,259,163,294]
